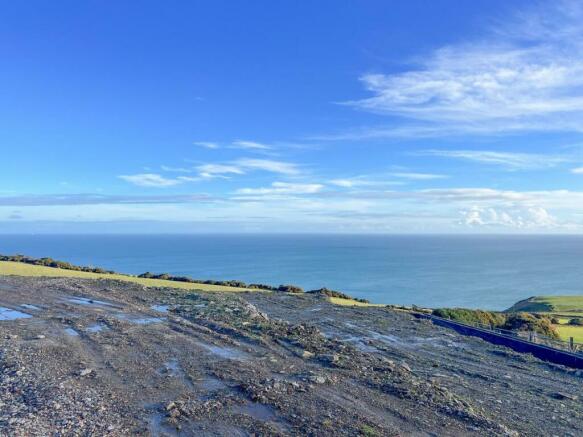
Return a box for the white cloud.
[235,158,300,175]
[232,140,272,150]
[461,206,558,229]
[193,141,220,149]
[571,166,583,174]
[235,182,323,196]
[345,1,583,137]
[118,174,183,187]
[161,165,192,173]
[391,172,448,180]
[422,150,569,170]
[196,163,245,176]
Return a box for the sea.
[1,234,583,311]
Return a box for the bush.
[307,287,370,303]
[277,284,304,293]
[568,318,583,326]
[432,308,506,327]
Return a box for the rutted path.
[0,276,581,436]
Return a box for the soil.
[0,275,581,436]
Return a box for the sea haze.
[1,234,582,310]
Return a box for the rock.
[301,350,315,359]
[35,335,46,340]
[401,362,412,372]
[552,392,578,401]
[165,402,176,411]
[308,375,326,384]
[79,368,93,377]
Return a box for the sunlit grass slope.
[0,261,250,292]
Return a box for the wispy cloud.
[234,158,300,175]
[235,182,323,196]
[571,166,583,174]
[421,150,570,170]
[341,1,583,138]
[118,174,183,187]
[0,193,214,206]
[391,172,448,180]
[195,164,245,176]
[232,140,272,150]
[161,165,193,173]
[193,141,220,149]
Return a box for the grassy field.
[555,325,583,343]
[0,261,250,292]
[507,295,583,343]
[328,296,383,307]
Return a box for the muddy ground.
[0,275,581,436]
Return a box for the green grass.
[507,295,583,343]
[328,296,383,307]
[0,261,250,292]
[508,296,583,313]
[555,324,583,343]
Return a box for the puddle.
[151,305,169,313]
[196,341,247,361]
[232,403,279,421]
[87,323,107,333]
[20,304,41,310]
[339,335,379,353]
[199,375,228,392]
[67,297,115,307]
[149,412,179,437]
[115,314,165,325]
[64,327,80,336]
[131,317,164,325]
[160,358,195,390]
[0,307,33,321]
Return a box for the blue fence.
[415,313,583,369]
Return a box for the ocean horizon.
[2,233,583,311]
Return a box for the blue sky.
[3,0,583,233]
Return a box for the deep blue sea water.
[1,234,583,310]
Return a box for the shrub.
[501,313,559,339]
[568,318,583,326]
[277,284,304,293]
[432,308,506,327]
[307,287,370,303]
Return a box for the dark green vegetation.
[432,307,559,339]
[307,288,370,304]
[1,254,370,303]
[0,254,116,274]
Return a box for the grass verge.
[0,261,250,292]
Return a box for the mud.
[0,276,581,436]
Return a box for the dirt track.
[0,275,581,436]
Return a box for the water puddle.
[87,323,107,333]
[67,297,115,307]
[115,313,165,325]
[64,327,80,336]
[151,305,170,313]
[149,412,179,437]
[20,304,41,310]
[0,306,33,321]
[196,341,247,361]
[232,403,279,421]
[160,358,195,390]
[198,375,228,392]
